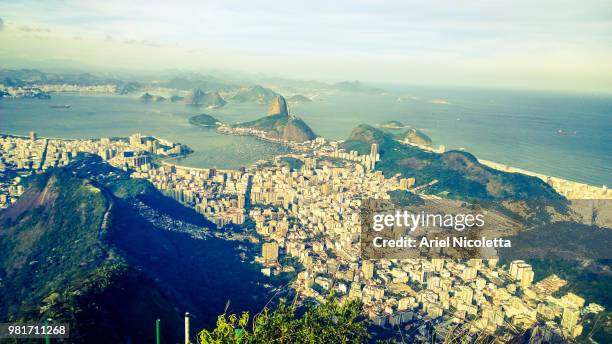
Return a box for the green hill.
[230,85,278,104]
[236,113,316,142]
[234,95,316,142]
[397,128,432,145]
[189,114,222,127]
[0,167,180,343]
[341,124,568,223]
[0,155,273,343]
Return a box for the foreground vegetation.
[198,296,368,344]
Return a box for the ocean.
[1,87,610,186]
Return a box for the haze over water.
[1,87,610,187]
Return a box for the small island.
[170,95,185,102]
[378,120,407,129]
[185,88,227,108]
[140,92,166,102]
[287,94,312,103]
[189,114,223,127]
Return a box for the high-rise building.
[399,178,416,189]
[462,267,477,280]
[238,194,246,209]
[520,269,534,288]
[457,285,474,304]
[563,293,585,308]
[129,133,142,147]
[561,306,580,334]
[432,258,444,272]
[509,260,525,279]
[487,256,499,268]
[29,131,37,141]
[370,143,379,162]
[99,148,111,161]
[362,260,374,280]
[262,242,279,263]
[304,158,316,170]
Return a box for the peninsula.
[225,95,317,143]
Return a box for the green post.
[44,318,51,344]
[155,319,160,344]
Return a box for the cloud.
[0,0,610,92]
[17,25,51,33]
[122,38,160,47]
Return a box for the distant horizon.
[1,0,611,94]
[2,63,612,98]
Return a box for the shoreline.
[2,131,609,199]
[397,141,611,199]
[477,159,610,200]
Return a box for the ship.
[556,129,577,136]
[49,104,71,109]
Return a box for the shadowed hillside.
[0,155,275,343]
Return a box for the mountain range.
[229,85,279,104]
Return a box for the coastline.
[400,140,611,200]
[477,159,611,200]
[3,130,609,199]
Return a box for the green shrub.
[198,295,368,344]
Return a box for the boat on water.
[557,129,577,135]
[49,104,71,109]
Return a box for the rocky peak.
[268,95,288,116]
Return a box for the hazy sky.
[1,0,611,92]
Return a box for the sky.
[0,0,611,93]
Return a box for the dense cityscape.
[2,0,612,342]
[1,128,608,342]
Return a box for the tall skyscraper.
[370,143,379,161]
[238,194,246,209]
[262,242,279,263]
